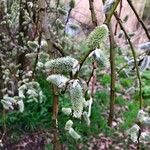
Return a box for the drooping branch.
[114,12,143,109]
[126,0,150,40]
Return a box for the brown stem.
[114,0,122,35]
[88,0,98,27]
[102,0,118,127]
[114,12,143,109]
[126,0,150,40]
[108,24,116,127]
[37,1,61,149]
[87,61,97,96]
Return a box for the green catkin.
[57,7,67,15]
[65,120,73,131]
[27,41,38,50]
[87,24,109,49]
[69,0,75,8]
[56,19,65,30]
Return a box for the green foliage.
[115,96,127,106]
[120,78,133,88]
[100,74,111,86]
[0,76,52,131]
[120,102,139,130]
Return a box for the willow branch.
[88,0,98,27]
[126,0,150,40]
[114,0,122,35]
[114,12,143,109]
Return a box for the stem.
[108,23,116,126]
[102,0,118,127]
[126,0,150,40]
[88,0,98,27]
[114,0,122,35]
[37,1,61,149]
[114,12,143,109]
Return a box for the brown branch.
[114,12,143,109]
[107,23,116,126]
[126,0,150,40]
[88,0,98,27]
[114,0,122,35]
[102,0,118,127]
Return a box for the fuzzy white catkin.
[62,108,72,116]
[69,80,85,118]
[89,48,109,67]
[17,100,24,112]
[83,111,90,126]
[69,128,81,140]
[45,56,79,73]
[103,0,116,14]
[47,74,69,88]
[138,42,150,51]
[140,56,150,71]
[126,124,140,142]
[140,132,150,142]
[65,120,73,131]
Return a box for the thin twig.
[114,0,122,35]
[126,0,150,40]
